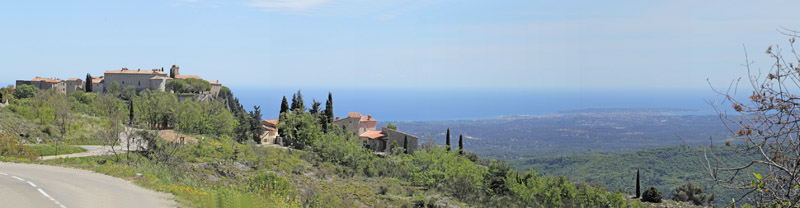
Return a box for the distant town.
[15,65,222,96]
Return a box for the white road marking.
[0,172,7,175]
[5,175,68,208]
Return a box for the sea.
[230,87,726,122]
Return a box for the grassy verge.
[27,144,86,156]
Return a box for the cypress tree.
[310,99,321,115]
[128,100,134,125]
[85,73,93,92]
[446,128,451,152]
[459,134,464,155]
[325,92,333,122]
[279,96,289,116]
[636,169,641,198]
[291,94,297,111]
[294,90,304,112]
[404,135,408,154]
[251,106,264,144]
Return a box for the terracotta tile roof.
[91,76,104,83]
[66,78,82,82]
[209,80,222,85]
[348,112,362,118]
[31,77,62,83]
[262,125,277,132]
[105,68,167,75]
[150,76,167,80]
[262,119,279,127]
[174,75,202,80]
[359,130,385,139]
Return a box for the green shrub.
[641,186,662,203]
[672,182,714,206]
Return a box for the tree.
[459,134,464,155]
[446,128,451,152]
[250,105,265,144]
[165,79,188,93]
[14,84,38,99]
[672,182,715,206]
[128,99,134,125]
[85,73,93,92]
[184,78,210,93]
[636,169,641,199]
[404,135,408,154]
[280,96,289,115]
[310,99,321,115]
[387,123,397,130]
[107,81,121,95]
[292,90,304,112]
[325,92,333,123]
[698,30,800,206]
[641,187,662,203]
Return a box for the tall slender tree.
[85,73,93,92]
[291,94,298,111]
[294,90,304,112]
[325,92,333,122]
[636,169,641,198]
[129,99,134,125]
[446,128,451,152]
[459,134,464,155]
[404,135,408,154]
[280,96,289,116]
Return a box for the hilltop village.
[11,65,418,154]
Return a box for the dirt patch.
[157,130,198,144]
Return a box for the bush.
[672,182,714,206]
[14,84,38,99]
[641,186,662,203]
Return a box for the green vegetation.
[641,187,662,203]
[508,145,763,207]
[14,84,38,99]
[26,144,86,156]
[672,182,715,206]
[0,87,659,207]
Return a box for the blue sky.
[2,0,800,90]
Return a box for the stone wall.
[103,72,168,92]
[380,127,419,154]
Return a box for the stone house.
[102,68,169,92]
[90,76,104,93]
[260,119,280,144]
[65,78,84,95]
[334,112,419,154]
[15,77,67,94]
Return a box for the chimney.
[368,114,372,120]
[138,68,141,71]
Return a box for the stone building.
[102,68,168,92]
[334,112,419,154]
[260,119,280,144]
[65,78,84,95]
[90,76,104,94]
[15,77,67,94]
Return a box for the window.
[138,81,140,86]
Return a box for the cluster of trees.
[165,78,210,94]
[216,87,264,144]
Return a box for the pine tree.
[446,128,451,152]
[459,134,464,155]
[291,94,297,111]
[636,169,641,198]
[404,135,408,154]
[250,106,264,144]
[85,73,93,92]
[310,99,321,115]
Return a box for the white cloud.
[246,0,332,12]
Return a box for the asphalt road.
[0,162,174,208]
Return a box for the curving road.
[0,162,174,208]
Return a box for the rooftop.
[175,75,202,80]
[105,68,167,75]
[359,130,385,139]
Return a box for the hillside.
[384,108,731,160]
[0,86,664,207]
[507,145,765,207]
